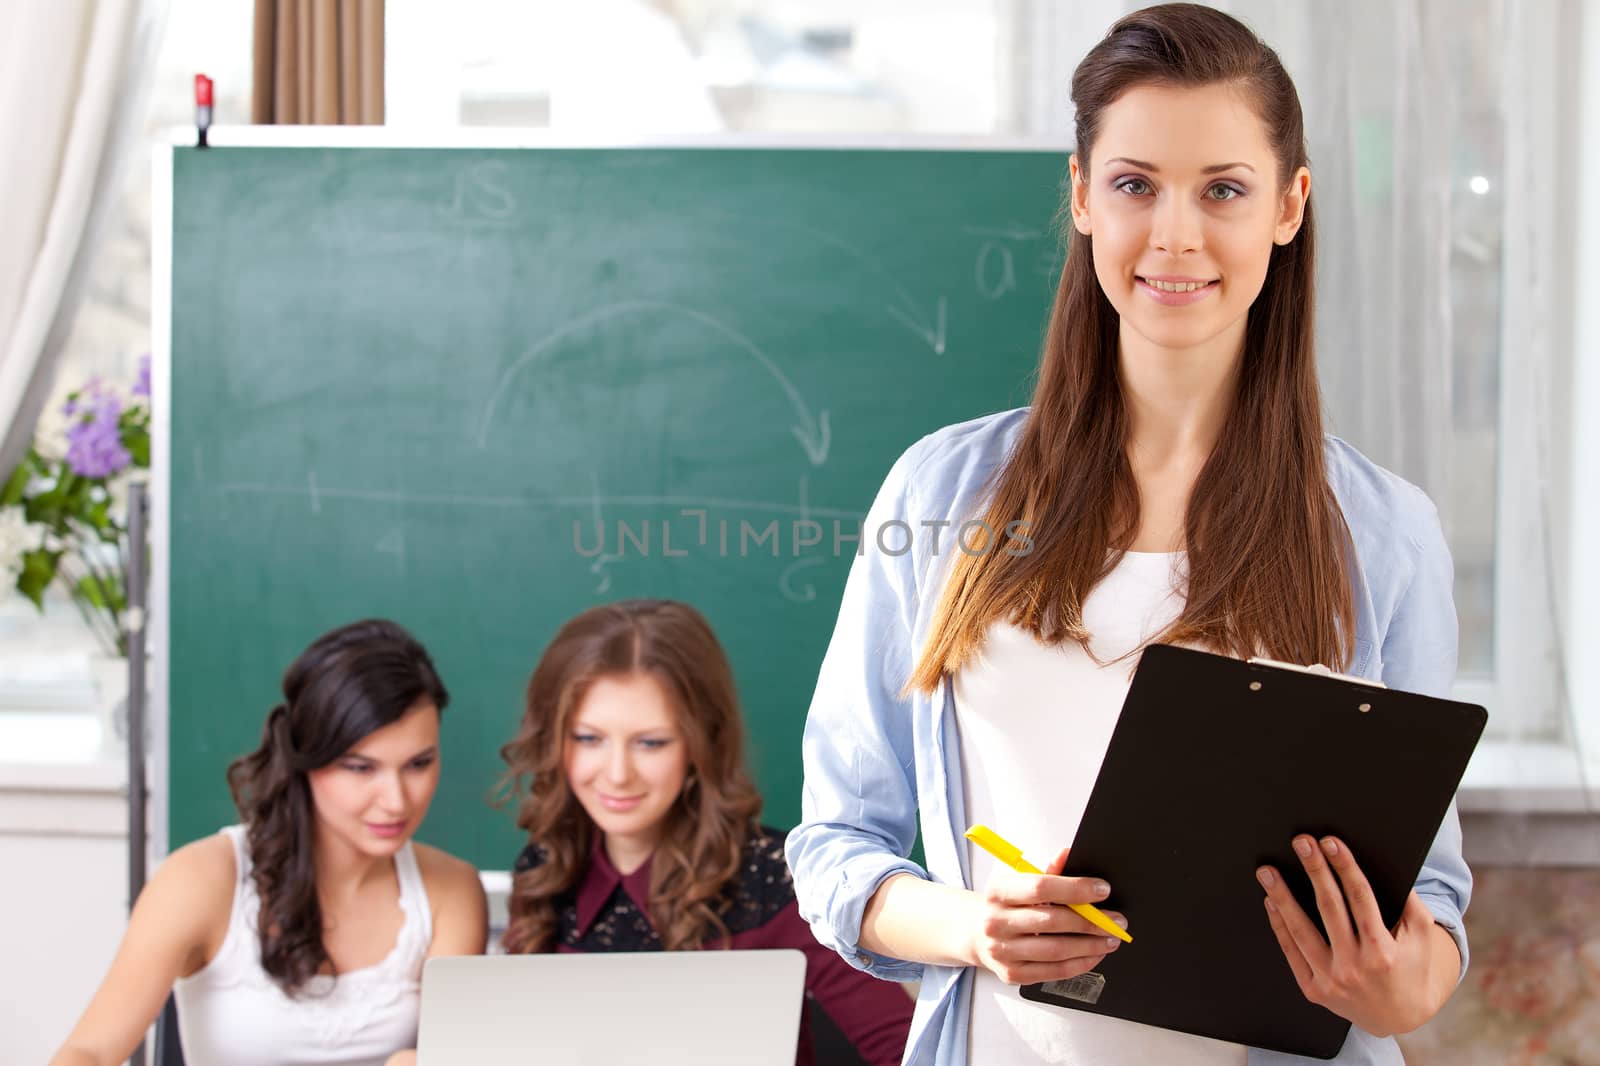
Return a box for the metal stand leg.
[127,479,151,1066]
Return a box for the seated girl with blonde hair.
[500,599,914,1066]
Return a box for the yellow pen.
[965,824,1133,944]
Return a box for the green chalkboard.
[168,144,1066,869]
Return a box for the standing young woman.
[500,599,914,1066]
[786,5,1471,1065]
[50,619,488,1066]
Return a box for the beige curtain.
[251,0,384,124]
[0,0,167,477]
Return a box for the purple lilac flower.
[65,386,130,479]
[133,353,151,398]
[62,385,83,419]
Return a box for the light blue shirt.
[786,408,1471,1066]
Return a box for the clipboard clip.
[1246,657,1387,689]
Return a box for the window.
[0,1,255,719]
[1014,1,1581,784]
[388,0,1020,134]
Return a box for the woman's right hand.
[969,846,1127,985]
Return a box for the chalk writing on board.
[777,220,940,356]
[704,212,949,355]
[307,471,322,515]
[885,296,948,355]
[589,555,617,595]
[219,475,869,599]
[1035,242,1065,282]
[437,160,517,226]
[585,475,622,595]
[215,482,859,520]
[961,224,1044,241]
[964,224,1060,299]
[975,242,1017,301]
[475,301,831,466]
[779,475,823,603]
[376,526,406,572]
[780,557,826,603]
[786,223,948,354]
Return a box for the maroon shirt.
[513,826,914,1066]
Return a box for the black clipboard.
[1019,644,1486,1059]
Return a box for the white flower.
[33,383,74,455]
[106,474,129,522]
[0,507,42,600]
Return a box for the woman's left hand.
[1256,834,1461,1038]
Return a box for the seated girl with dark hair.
[51,619,488,1066]
[499,599,915,1066]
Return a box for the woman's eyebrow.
[1105,157,1256,174]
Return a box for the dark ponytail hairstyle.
[225,618,449,997]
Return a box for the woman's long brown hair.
[909,3,1354,693]
[225,619,449,997]
[498,599,763,953]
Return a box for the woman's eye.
[571,733,600,746]
[1116,178,1152,196]
[342,762,373,774]
[408,757,436,771]
[637,738,671,751]
[1207,184,1243,201]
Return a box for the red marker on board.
[195,74,213,148]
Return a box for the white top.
[953,551,1246,1065]
[173,825,433,1066]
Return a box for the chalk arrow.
[886,295,947,355]
[479,301,830,466]
[790,410,831,466]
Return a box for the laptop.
[416,949,808,1065]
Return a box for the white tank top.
[954,551,1247,1065]
[172,825,433,1066]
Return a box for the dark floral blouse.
[514,825,915,1066]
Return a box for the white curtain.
[0,0,169,476]
[1018,0,1572,753]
